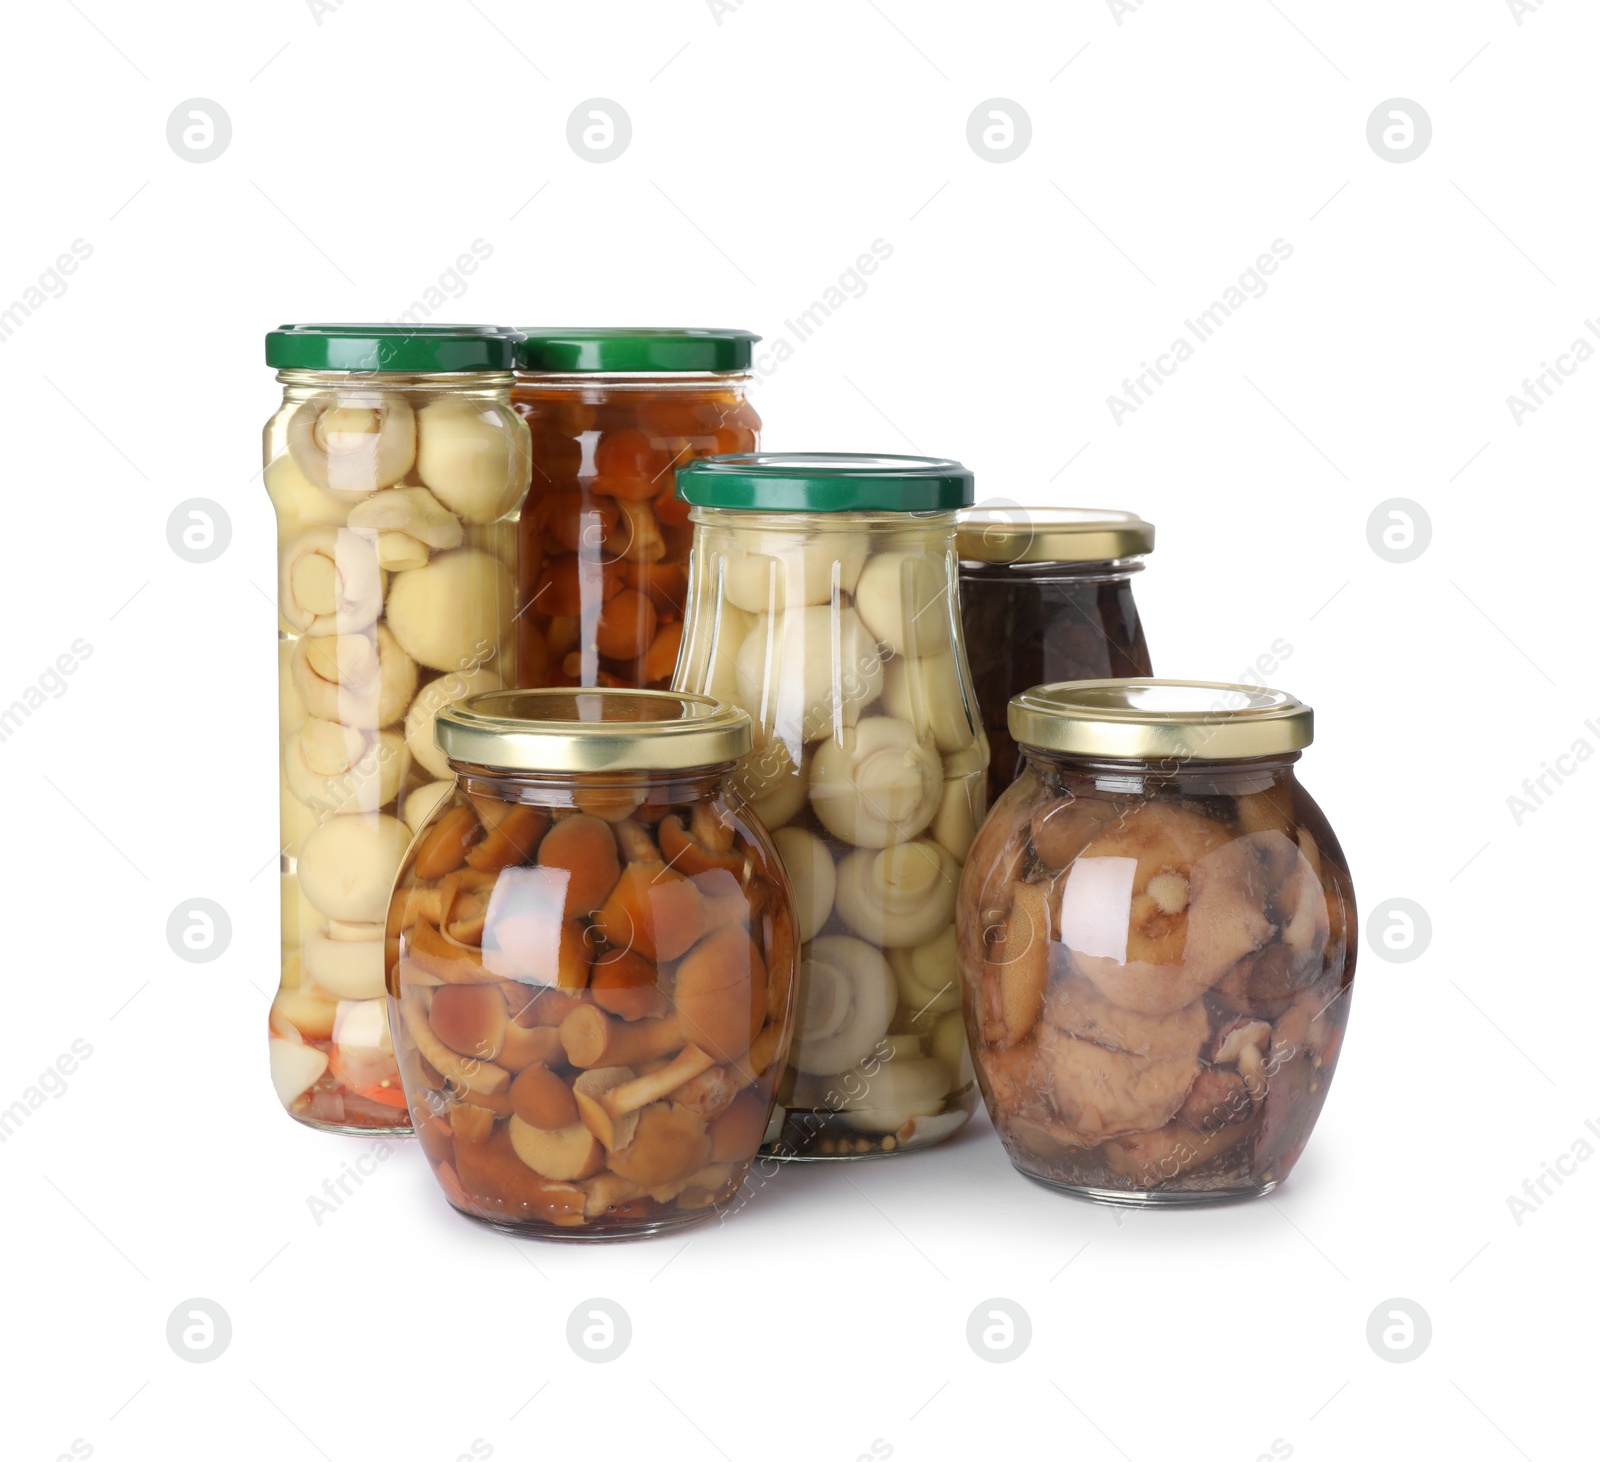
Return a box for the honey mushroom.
[380,674,796,1223]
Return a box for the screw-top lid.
[434,688,752,773]
[957,507,1155,564]
[265,323,522,373]
[514,328,758,374]
[677,452,975,513]
[1008,679,1313,762]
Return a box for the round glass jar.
[957,680,1355,1205]
[386,688,799,1238]
[265,323,531,1133]
[673,454,987,1160]
[957,508,1154,807]
[511,329,761,692]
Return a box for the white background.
[1,2,1594,1459]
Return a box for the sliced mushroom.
[1043,969,1209,1062]
[983,880,1049,1046]
[1040,1026,1199,1140]
[269,1036,329,1107]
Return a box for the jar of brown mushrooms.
[957,680,1355,1205]
[386,688,799,1238]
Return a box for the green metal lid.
[677,453,975,513]
[265,324,521,373]
[514,328,758,374]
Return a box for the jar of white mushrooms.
[265,324,531,1132]
[673,454,986,1158]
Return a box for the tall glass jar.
[674,454,986,1159]
[957,680,1356,1205]
[264,324,530,1132]
[511,329,760,692]
[386,689,799,1238]
[957,508,1154,807]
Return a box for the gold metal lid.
[1008,679,1313,761]
[956,506,1155,564]
[434,688,752,773]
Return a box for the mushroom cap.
[790,935,896,1076]
[809,716,943,848]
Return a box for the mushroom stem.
[558,1007,684,1068]
[602,1045,716,1118]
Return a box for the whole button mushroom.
[809,717,942,847]
[415,398,531,525]
[790,935,896,1076]
[288,394,416,497]
[297,812,411,924]
[385,549,514,672]
[853,550,955,658]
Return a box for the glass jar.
[957,680,1355,1205]
[674,454,987,1159]
[265,324,531,1133]
[386,688,799,1238]
[957,508,1154,807]
[511,329,761,692]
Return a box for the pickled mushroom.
[853,550,955,658]
[790,935,895,1076]
[385,548,513,672]
[297,812,410,923]
[414,397,530,524]
[287,394,416,497]
[279,526,384,636]
[834,842,959,949]
[809,717,942,848]
[346,484,466,550]
[291,624,416,729]
[734,606,882,744]
[403,667,502,780]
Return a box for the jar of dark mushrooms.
[958,508,1154,807]
[673,454,986,1159]
[265,323,530,1132]
[957,680,1355,1205]
[387,688,799,1238]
